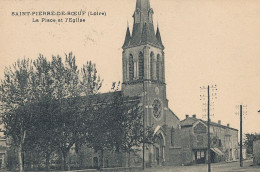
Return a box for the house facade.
[180,115,239,165]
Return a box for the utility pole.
[200,85,217,172]
[236,104,247,167]
[142,81,146,170]
[240,105,243,167]
[236,105,247,167]
[207,85,211,172]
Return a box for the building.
[253,140,260,165]
[69,0,183,168]
[121,0,182,166]
[73,0,239,168]
[180,115,239,165]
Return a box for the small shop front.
[193,149,207,164]
[210,147,225,163]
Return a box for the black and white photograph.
[0,0,260,171]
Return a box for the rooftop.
[181,114,238,131]
[122,0,164,49]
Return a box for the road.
[144,160,260,172]
[2,160,259,172]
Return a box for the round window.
[152,99,162,118]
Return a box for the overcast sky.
[0,0,260,134]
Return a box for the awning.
[210,147,224,156]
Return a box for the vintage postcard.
[0,0,259,171]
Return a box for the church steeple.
[136,0,151,11]
[122,0,166,87]
[122,0,163,49]
[121,1,181,167]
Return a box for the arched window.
[150,52,154,79]
[129,54,134,81]
[138,52,144,79]
[171,127,174,146]
[156,54,161,80]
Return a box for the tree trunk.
[45,153,50,171]
[61,151,67,171]
[17,143,24,172]
[100,149,104,169]
[128,151,131,168]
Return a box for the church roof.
[169,109,180,121]
[86,91,141,104]
[88,91,122,103]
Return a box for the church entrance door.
[154,133,164,166]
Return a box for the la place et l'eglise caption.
[11,10,106,23]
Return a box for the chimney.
[227,123,230,127]
[192,114,196,118]
[186,115,189,119]
[218,120,221,125]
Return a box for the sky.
[0,0,260,135]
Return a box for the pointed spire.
[123,25,131,47]
[126,0,164,49]
[156,25,164,48]
[141,23,148,43]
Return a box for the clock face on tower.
[152,99,162,118]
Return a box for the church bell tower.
[122,0,168,117]
[122,0,166,89]
[121,0,182,166]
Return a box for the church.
[69,0,240,166]
[70,0,183,168]
[120,0,182,166]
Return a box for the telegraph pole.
[207,85,211,172]
[142,81,146,170]
[240,105,243,167]
[200,85,217,172]
[236,104,247,167]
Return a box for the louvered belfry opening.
[129,54,134,81]
[138,52,144,79]
[122,0,165,84]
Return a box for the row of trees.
[0,53,153,171]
